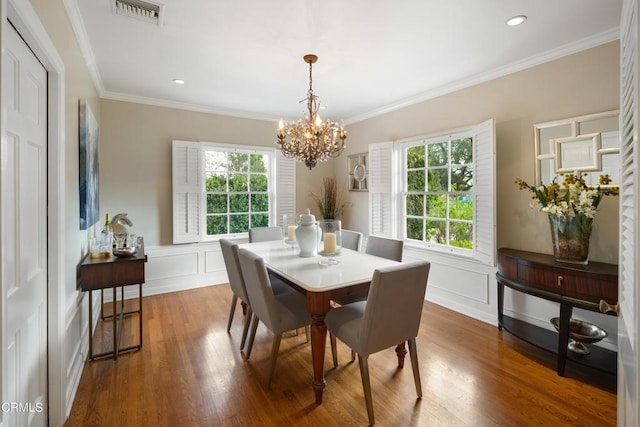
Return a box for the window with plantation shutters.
[368,119,496,265]
[172,140,295,243]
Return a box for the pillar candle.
[288,225,296,241]
[324,232,336,254]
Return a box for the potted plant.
[312,177,346,219]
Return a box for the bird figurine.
[111,213,133,235]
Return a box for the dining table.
[239,240,401,404]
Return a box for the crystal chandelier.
[276,54,347,170]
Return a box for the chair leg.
[240,307,253,350]
[329,333,338,368]
[244,313,259,360]
[408,338,422,398]
[357,354,375,426]
[305,325,310,342]
[351,349,356,362]
[266,333,283,391]
[226,294,238,332]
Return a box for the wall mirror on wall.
[348,153,368,191]
[534,110,620,187]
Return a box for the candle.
[288,225,296,242]
[324,232,336,254]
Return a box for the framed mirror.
[348,153,368,191]
[534,110,619,187]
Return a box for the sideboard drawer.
[516,263,559,294]
[498,248,618,303]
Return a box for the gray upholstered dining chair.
[220,239,292,349]
[364,235,403,261]
[325,261,431,426]
[341,229,363,251]
[237,248,312,390]
[330,235,404,365]
[248,224,309,338]
[248,226,282,243]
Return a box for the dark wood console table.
[78,240,146,360]
[496,248,618,376]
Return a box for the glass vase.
[318,219,341,265]
[548,214,593,264]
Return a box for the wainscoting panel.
[135,242,229,298]
[403,245,498,325]
[428,263,489,304]
[63,291,89,416]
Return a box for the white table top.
[239,240,400,292]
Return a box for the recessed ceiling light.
[173,78,185,84]
[507,15,527,26]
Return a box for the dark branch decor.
[312,177,346,219]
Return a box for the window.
[369,119,495,265]
[172,140,295,244]
[204,149,271,235]
[403,136,474,249]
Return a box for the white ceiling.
[69,0,622,124]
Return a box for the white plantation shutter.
[472,119,496,266]
[276,152,296,221]
[369,141,395,237]
[620,0,639,352]
[172,140,201,244]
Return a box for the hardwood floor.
[64,285,616,426]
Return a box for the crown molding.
[100,91,280,123]
[344,28,620,125]
[63,0,105,95]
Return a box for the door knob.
[599,299,620,316]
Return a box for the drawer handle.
[599,300,620,316]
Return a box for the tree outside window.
[404,137,474,249]
[205,150,271,236]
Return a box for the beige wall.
[100,100,306,245]
[339,41,620,264]
[29,0,101,300]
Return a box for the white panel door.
[2,24,48,426]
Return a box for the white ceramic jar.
[295,208,319,257]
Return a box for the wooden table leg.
[307,292,332,404]
[395,342,407,368]
[311,313,328,403]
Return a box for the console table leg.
[88,291,94,359]
[113,286,118,360]
[557,303,573,376]
[497,281,504,331]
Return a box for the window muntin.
[404,136,474,250]
[204,148,272,236]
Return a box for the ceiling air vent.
[112,0,164,26]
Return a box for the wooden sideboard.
[496,248,618,376]
[78,240,147,360]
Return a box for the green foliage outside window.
[204,150,270,235]
[405,137,474,249]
